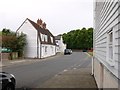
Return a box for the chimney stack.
[37,19,40,25]
[37,19,46,29]
[37,19,42,25]
[42,22,46,29]
[39,19,42,25]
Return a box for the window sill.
[108,58,115,67]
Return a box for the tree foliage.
[2,28,26,57]
[62,27,93,50]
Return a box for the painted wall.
[55,36,66,53]
[17,20,38,58]
[94,0,120,88]
[94,59,118,88]
[41,44,56,58]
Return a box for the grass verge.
[87,52,93,56]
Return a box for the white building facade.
[93,0,120,89]
[55,35,66,53]
[16,18,56,59]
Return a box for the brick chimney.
[37,19,42,26]
[42,22,46,29]
[39,19,42,25]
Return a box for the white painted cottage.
[55,35,66,53]
[16,18,56,58]
[93,0,120,89]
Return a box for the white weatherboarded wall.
[17,20,38,58]
[94,0,119,78]
[94,0,120,88]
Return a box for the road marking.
[10,60,26,63]
[63,69,68,72]
[73,68,76,70]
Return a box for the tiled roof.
[55,36,61,40]
[28,18,56,45]
[17,18,56,45]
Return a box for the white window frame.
[51,46,53,52]
[50,36,53,43]
[44,35,48,42]
[45,46,47,53]
[40,33,44,41]
[106,28,115,66]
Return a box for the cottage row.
[16,18,66,59]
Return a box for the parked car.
[64,49,72,55]
[82,49,87,52]
[69,49,72,54]
[0,72,16,90]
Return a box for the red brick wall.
[1,53,10,60]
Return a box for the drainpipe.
[37,32,39,58]
[40,43,42,59]
[92,56,94,76]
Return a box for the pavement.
[39,64,97,88]
[39,52,97,89]
[0,59,40,68]
[0,53,63,68]
[1,52,98,89]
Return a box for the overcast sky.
[0,0,93,35]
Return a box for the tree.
[15,33,26,57]
[2,28,26,57]
[62,28,93,50]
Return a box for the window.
[107,29,115,66]
[44,35,48,42]
[109,31,113,60]
[50,36,53,43]
[51,46,53,52]
[40,33,44,41]
[45,46,47,53]
[40,33,48,42]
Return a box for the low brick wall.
[1,53,10,60]
[1,52,18,60]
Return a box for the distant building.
[16,18,56,58]
[55,35,66,53]
[93,0,120,89]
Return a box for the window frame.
[106,28,115,66]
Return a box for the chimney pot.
[37,19,43,26]
[39,19,42,25]
[37,19,39,25]
[43,22,46,29]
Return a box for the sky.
[0,0,93,35]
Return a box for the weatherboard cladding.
[94,1,119,78]
[27,18,56,45]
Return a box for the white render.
[41,44,56,58]
[55,36,66,53]
[17,19,38,58]
[17,18,57,59]
[93,0,119,88]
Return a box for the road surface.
[2,52,92,88]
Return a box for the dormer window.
[44,35,48,42]
[40,33,48,42]
[50,36,53,43]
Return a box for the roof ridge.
[17,18,56,45]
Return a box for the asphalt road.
[2,52,92,88]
